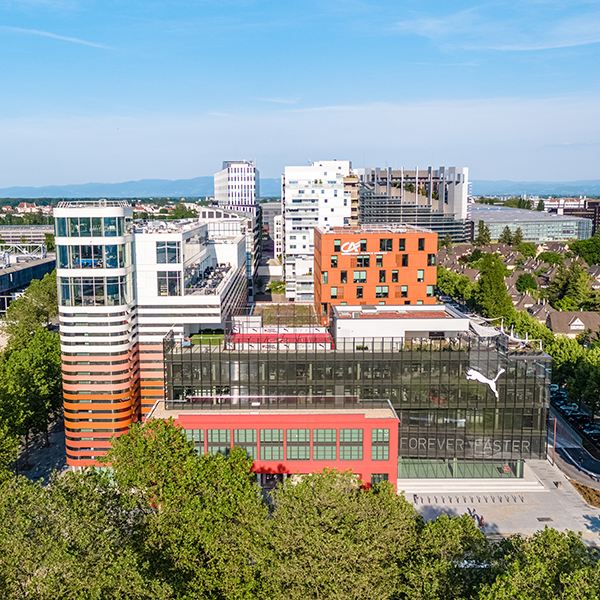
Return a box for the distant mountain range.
[0,176,598,199]
[472,180,600,196]
[0,177,282,199]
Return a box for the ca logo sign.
[341,241,360,254]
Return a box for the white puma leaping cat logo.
[465,367,505,400]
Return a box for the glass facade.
[164,332,550,478]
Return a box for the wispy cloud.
[258,97,299,105]
[0,25,111,48]
[392,5,600,51]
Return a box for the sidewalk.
[16,417,69,483]
[406,460,600,546]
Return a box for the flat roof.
[337,310,451,320]
[149,401,397,421]
[316,224,434,235]
[468,204,591,224]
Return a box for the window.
[157,271,181,296]
[287,429,310,460]
[427,285,434,297]
[356,286,363,299]
[356,255,370,268]
[360,239,367,252]
[417,269,424,282]
[427,254,436,266]
[418,238,425,251]
[402,254,408,267]
[372,429,389,461]
[375,286,389,298]
[321,303,328,315]
[322,271,328,284]
[401,285,408,298]
[371,473,389,486]
[404,300,411,305]
[417,300,423,305]
[156,241,181,264]
[260,429,284,461]
[207,429,230,455]
[104,217,117,237]
[380,238,392,252]
[330,287,338,299]
[185,429,204,454]
[376,255,383,268]
[339,429,363,460]
[340,271,347,284]
[331,255,338,268]
[379,270,386,283]
[392,270,398,283]
[353,270,366,283]
[334,239,341,252]
[313,429,336,460]
[234,429,257,460]
[398,238,405,251]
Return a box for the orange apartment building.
[314,225,438,318]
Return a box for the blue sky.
[1,0,599,186]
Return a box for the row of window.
[332,238,428,253]
[59,275,134,307]
[323,269,427,284]
[56,216,130,238]
[184,428,390,461]
[57,243,132,270]
[329,254,435,269]
[329,285,434,299]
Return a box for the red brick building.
[314,225,438,319]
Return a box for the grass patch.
[254,303,318,326]
[572,480,600,508]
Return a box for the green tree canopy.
[1,270,58,351]
[517,242,537,258]
[516,273,537,292]
[474,254,513,318]
[474,221,491,246]
[498,225,513,245]
[536,199,545,211]
[571,236,600,265]
[512,227,524,246]
[537,251,564,266]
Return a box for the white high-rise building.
[214,160,259,214]
[282,160,352,302]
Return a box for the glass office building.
[163,328,550,479]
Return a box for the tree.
[498,226,513,245]
[570,236,600,265]
[1,270,58,351]
[536,199,545,211]
[0,425,18,484]
[537,251,564,266]
[512,227,524,246]
[550,336,584,384]
[549,263,569,306]
[105,419,268,599]
[439,233,453,252]
[479,528,600,600]
[517,242,537,258]
[436,266,475,303]
[264,470,420,600]
[44,233,55,251]
[474,221,491,246]
[474,254,512,318]
[516,273,537,293]
[0,471,164,599]
[0,328,62,463]
[564,261,592,308]
[171,203,198,219]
